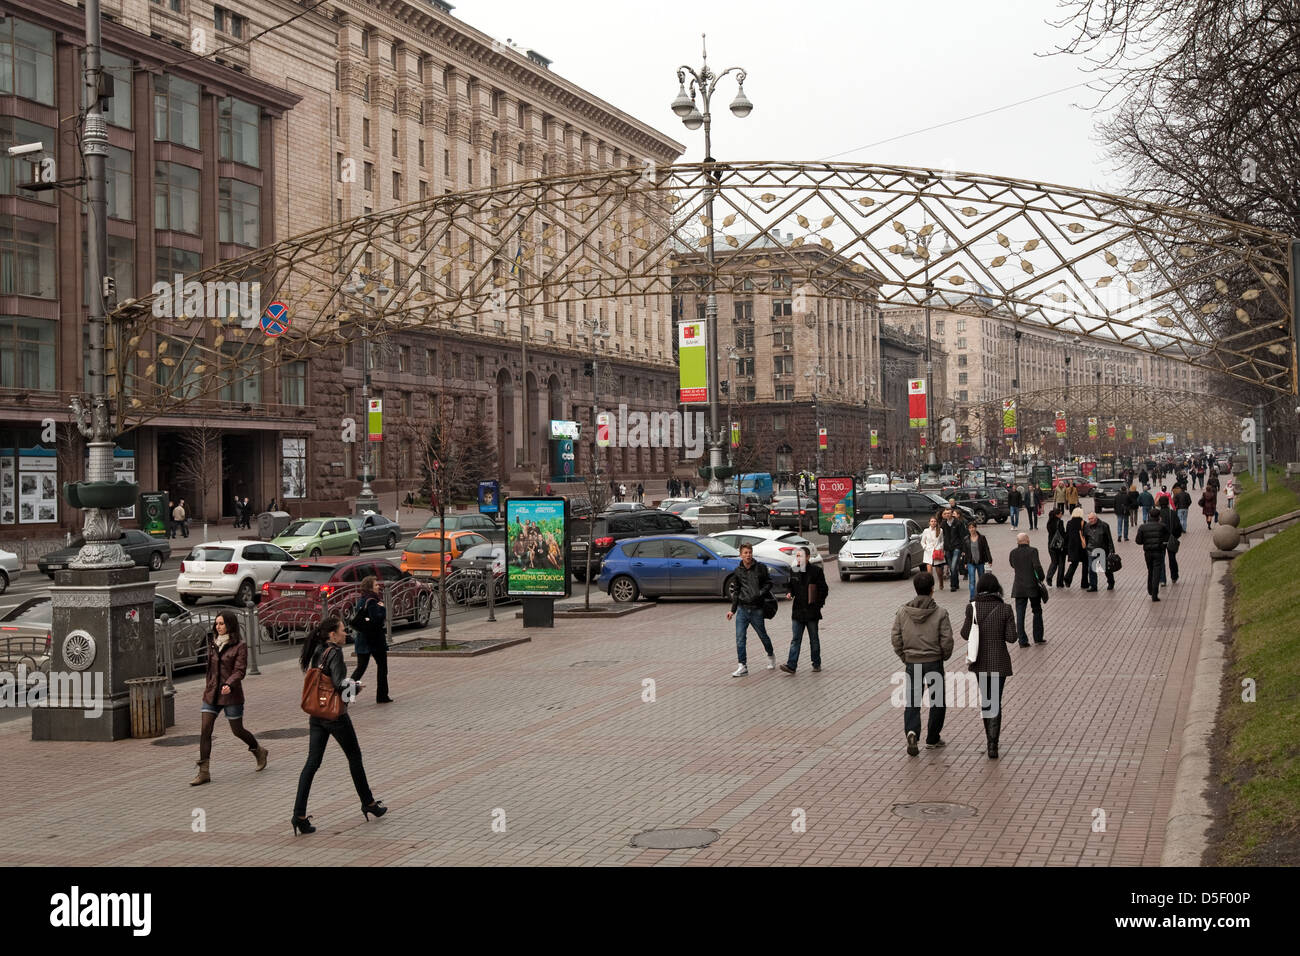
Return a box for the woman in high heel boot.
[960,573,1017,759]
[192,612,267,786]
[291,616,387,834]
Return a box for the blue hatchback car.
[597,534,792,603]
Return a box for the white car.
[837,518,925,580]
[176,540,296,606]
[0,547,20,594]
[707,529,823,568]
[860,473,894,492]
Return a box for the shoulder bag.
[1049,527,1065,552]
[301,646,344,721]
[966,603,981,664]
[1106,552,1122,573]
[1167,535,1180,555]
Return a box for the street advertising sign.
[1082,460,1097,477]
[818,427,828,449]
[908,379,927,428]
[1108,422,1116,438]
[919,434,927,447]
[139,492,169,537]
[1055,411,1067,437]
[1149,432,1164,446]
[1002,398,1018,436]
[1088,416,1098,439]
[596,412,611,447]
[505,497,570,598]
[730,422,740,448]
[678,322,707,403]
[367,399,382,442]
[816,476,855,535]
[477,480,500,516]
[870,429,878,448]
[549,420,580,440]
[1033,465,1053,493]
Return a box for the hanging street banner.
[1107,421,1116,439]
[870,429,878,448]
[818,427,828,449]
[367,399,383,442]
[816,476,855,535]
[1002,398,1017,436]
[1125,424,1133,440]
[1148,432,1166,446]
[919,433,927,448]
[730,422,740,448]
[1055,411,1067,437]
[908,379,927,428]
[1088,416,1098,439]
[678,322,707,403]
[596,412,611,447]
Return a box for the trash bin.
[126,676,167,738]
[257,511,291,540]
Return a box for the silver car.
[836,518,924,581]
[0,547,19,595]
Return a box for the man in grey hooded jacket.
[890,571,955,756]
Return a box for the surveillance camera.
[7,141,43,157]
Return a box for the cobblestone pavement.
[0,511,1214,866]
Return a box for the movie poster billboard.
[505,497,570,598]
[816,476,855,535]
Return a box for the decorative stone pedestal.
[32,566,174,741]
[696,504,739,536]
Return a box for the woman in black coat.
[960,573,1018,759]
[349,575,392,703]
[1062,506,1088,590]
[1045,505,1067,587]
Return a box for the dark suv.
[570,509,695,582]
[946,487,1010,524]
[855,491,977,525]
[1092,479,1130,513]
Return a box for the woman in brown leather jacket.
[190,611,267,785]
[960,573,1018,759]
[292,615,387,834]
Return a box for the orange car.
[400,529,491,578]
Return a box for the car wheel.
[386,532,398,550]
[610,575,639,603]
[722,573,737,600]
[46,572,55,580]
[997,516,1008,523]
[0,570,7,594]
[414,593,432,626]
[839,572,850,582]
[149,551,164,571]
[900,555,912,578]
[349,542,361,555]
[975,509,988,524]
[310,548,322,558]
[572,569,588,583]
[179,593,198,606]
[236,579,256,606]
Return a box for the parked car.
[1092,478,1130,513]
[859,473,895,492]
[420,512,504,544]
[836,518,925,581]
[0,547,19,594]
[767,495,814,531]
[400,529,493,578]
[40,530,170,578]
[678,503,761,530]
[947,487,1010,524]
[658,498,694,512]
[855,490,977,524]
[569,509,696,582]
[597,534,792,603]
[258,556,435,640]
[350,512,403,550]
[1051,476,1095,498]
[177,540,296,606]
[604,501,649,513]
[706,529,822,568]
[270,517,361,559]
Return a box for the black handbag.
[1106,552,1122,573]
[1036,580,1050,604]
[1167,536,1180,555]
[761,586,779,620]
[1049,529,1065,552]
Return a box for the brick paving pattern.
[0,516,1213,865]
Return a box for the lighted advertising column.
[506,496,570,628]
[816,475,854,557]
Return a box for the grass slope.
[1232,465,1300,528]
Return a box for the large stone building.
[0,0,684,538]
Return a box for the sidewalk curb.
[1160,557,1228,866]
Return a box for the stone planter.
[63,480,139,510]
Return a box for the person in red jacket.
[190,611,267,785]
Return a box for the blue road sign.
[261,300,290,337]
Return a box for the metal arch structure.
[102,161,1298,433]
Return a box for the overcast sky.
[454,0,1123,193]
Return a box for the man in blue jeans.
[942,507,967,593]
[726,543,775,677]
[891,571,954,755]
[780,546,828,674]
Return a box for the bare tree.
[174,424,227,523]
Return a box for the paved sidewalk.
[0,514,1216,865]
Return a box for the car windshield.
[851,524,906,541]
[423,515,461,529]
[925,494,949,506]
[774,497,800,507]
[281,521,321,536]
[272,566,333,584]
[189,547,234,562]
[704,539,740,557]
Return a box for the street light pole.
[343,278,388,514]
[671,35,751,529]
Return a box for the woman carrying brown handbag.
[292,615,387,835]
[191,611,266,785]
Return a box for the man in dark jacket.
[1007,485,1023,528]
[1135,511,1170,601]
[1123,487,1140,541]
[780,546,829,674]
[726,544,775,677]
[1062,507,1088,589]
[1160,500,1182,586]
[1007,533,1046,646]
[941,507,968,592]
[1084,511,1116,591]
[890,571,954,755]
[1173,484,1193,533]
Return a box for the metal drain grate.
[891,802,978,821]
[152,727,308,747]
[630,828,720,849]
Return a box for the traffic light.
[719,380,729,394]
[583,361,594,376]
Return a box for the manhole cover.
[630,828,720,849]
[891,802,978,821]
[569,660,620,667]
[151,727,307,746]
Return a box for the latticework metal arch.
[106,161,1298,431]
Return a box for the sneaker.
[779,663,795,674]
[731,664,748,677]
[766,655,776,670]
[906,731,919,756]
[811,665,821,672]
[925,738,946,749]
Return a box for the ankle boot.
[252,745,268,772]
[190,759,211,786]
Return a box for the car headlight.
[881,548,902,558]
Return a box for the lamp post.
[894,216,951,477]
[671,34,752,531]
[343,276,390,515]
[805,364,828,474]
[580,316,611,609]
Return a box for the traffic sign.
[260,300,290,337]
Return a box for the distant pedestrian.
[1053,481,1068,508]
[962,524,993,601]
[726,544,776,677]
[1135,509,1170,601]
[1139,468,1149,490]
[892,571,954,756]
[349,576,393,703]
[1007,484,1023,529]
[942,507,967,593]
[1045,505,1067,588]
[292,615,387,835]
[1007,533,1046,646]
[168,499,177,538]
[1160,499,1182,587]
[1084,512,1116,591]
[961,573,1018,759]
[636,482,644,503]
[173,500,188,539]
[1064,481,1080,510]
[190,611,266,786]
[780,547,828,674]
[1123,485,1140,541]
[1138,486,1155,525]
[1173,484,1192,532]
[1062,507,1088,589]
[920,514,947,590]
[1225,474,1235,510]
[1027,485,1041,530]
[1199,487,1217,531]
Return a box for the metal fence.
[0,635,50,673]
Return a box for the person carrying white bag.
[960,573,1019,760]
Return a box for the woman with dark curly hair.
[190,611,266,785]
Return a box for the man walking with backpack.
[726,543,776,677]
[780,546,828,674]
[891,571,954,756]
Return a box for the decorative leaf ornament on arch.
[105,162,1297,430]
